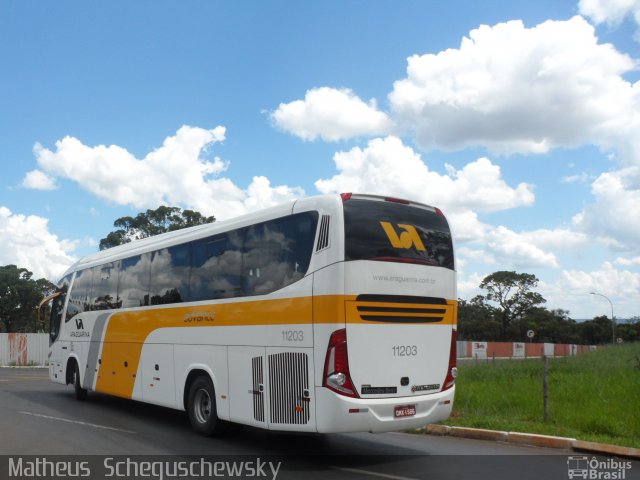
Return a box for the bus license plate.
[394,405,416,418]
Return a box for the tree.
[0,265,56,333]
[519,307,579,344]
[615,317,640,344]
[477,271,546,341]
[99,206,215,250]
[579,315,613,345]
[457,296,501,341]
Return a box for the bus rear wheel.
[187,375,227,436]
[73,363,88,401]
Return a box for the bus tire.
[187,375,225,436]
[74,363,88,401]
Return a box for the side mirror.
[37,292,62,327]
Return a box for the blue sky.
[1,0,639,320]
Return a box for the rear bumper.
[315,385,455,433]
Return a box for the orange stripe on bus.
[93,295,456,399]
[95,296,314,398]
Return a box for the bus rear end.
[315,194,457,433]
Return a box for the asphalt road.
[0,368,636,480]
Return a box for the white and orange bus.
[41,193,457,436]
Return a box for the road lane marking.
[19,411,136,434]
[332,467,418,480]
[1,376,49,380]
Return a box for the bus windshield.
[343,198,454,270]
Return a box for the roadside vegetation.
[441,343,640,448]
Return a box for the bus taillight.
[383,196,410,205]
[323,328,359,398]
[442,329,457,391]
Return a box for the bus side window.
[241,213,318,296]
[67,269,93,322]
[50,275,71,343]
[242,224,264,295]
[49,295,64,343]
[149,244,191,305]
[118,254,150,308]
[91,262,119,311]
[190,234,242,301]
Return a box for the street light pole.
[590,292,615,345]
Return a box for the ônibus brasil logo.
[567,456,632,480]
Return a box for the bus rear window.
[343,199,454,270]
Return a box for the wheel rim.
[193,388,212,425]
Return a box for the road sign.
[526,330,535,339]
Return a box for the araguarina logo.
[379,222,426,251]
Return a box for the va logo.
[380,222,426,251]
[75,318,84,330]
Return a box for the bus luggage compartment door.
[228,346,268,428]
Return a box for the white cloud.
[579,0,640,26]
[315,136,534,213]
[447,210,489,244]
[243,175,304,211]
[0,207,77,281]
[21,170,57,190]
[455,223,593,271]
[517,228,590,251]
[31,125,304,220]
[555,262,640,317]
[388,16,640,159]
[456,271,486,300]
[562,172,592,184]
[455,225,569,270]
[485,226,559,268]
[572,166,640,250]
[615,256,640,266]
[271,87,393,141]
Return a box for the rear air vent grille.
[316,215,330,252]
[268,352,310,425]
[354,295,448,323]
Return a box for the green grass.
[439,343,640,448]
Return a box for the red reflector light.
[435,207,445,217]
[384,196,410,205]
[340,192,353,201]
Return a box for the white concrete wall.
[0,333,49,366]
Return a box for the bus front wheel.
[187,375,226,436]
[73,363,88,401]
